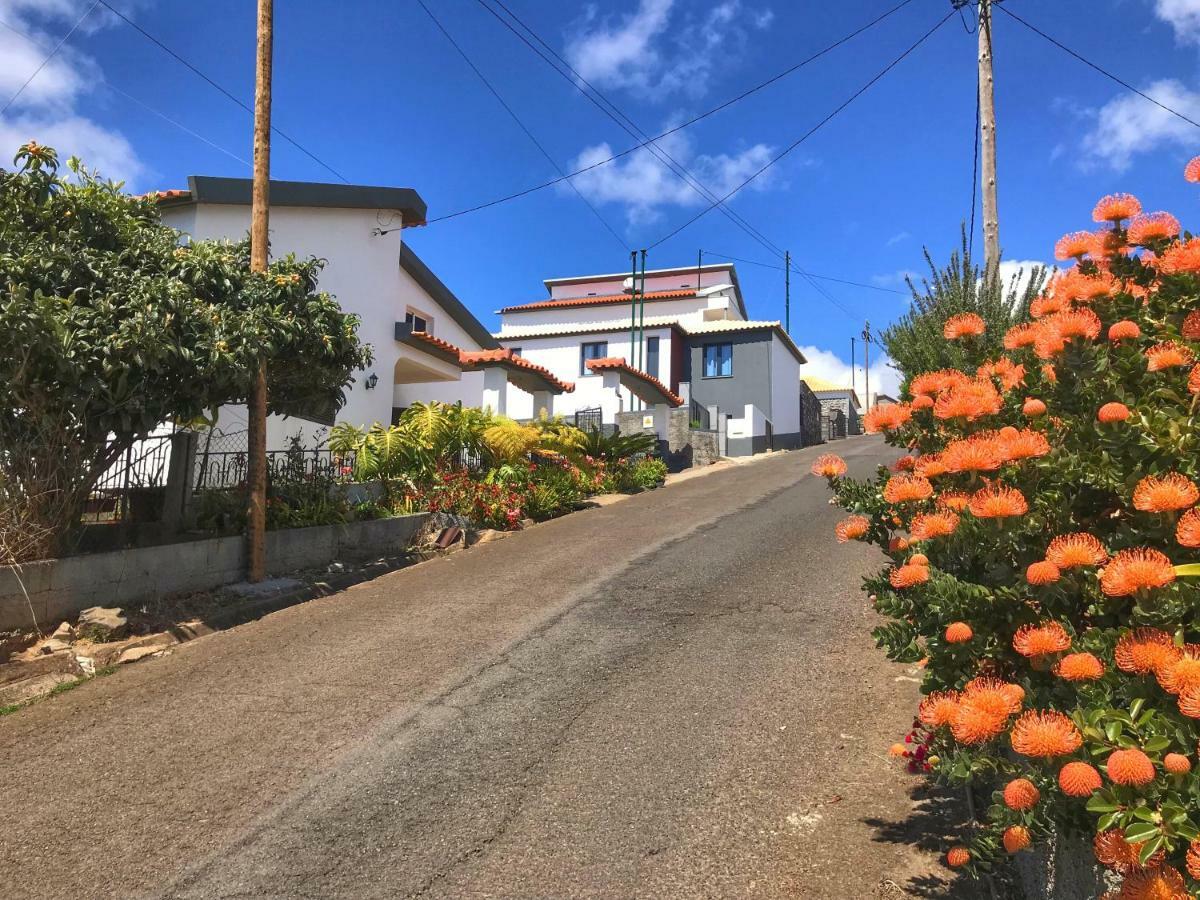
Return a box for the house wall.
[768,334,803,449]
[684,331,772,452]
[814,394,862,436]
[496,294,737,332]
[545,268,730,300]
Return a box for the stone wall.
[0,514,428,632]
[1014,831,1113,899]
[799,381,823,446]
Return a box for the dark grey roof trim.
[398,244,499,349]
[177,176,427,225]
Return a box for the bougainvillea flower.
[1101,548,1177,596]
[910,511,960,541]
[883,474,934,504]
[1177,508,1200,548]
[1117,865,1188,900]
[937,491,971,512]
[834,515,870,543]
[1053,652,1105,681]
[1093,192,1142,223]
[1060,761,1102,798]
[1164,753,1192,775]
[998,428,1051,461]
[889,563,930,589]
[863,402,913,434]
[1127,211,1181,245]
[945,847,970,868]
[1108,320,1141,342]
[1106,748,1156,786]
[1010,710,1083,757]
[917,691,960,728]
[1156,237,1200,275]
[1002,777,1040,811]
[933,379,1003,421]
[945,622,973,644]
[1157,647,1200,695]
[1114,627,1178,674]
[1026,560,1062,585]
[1046,533,1108,569]
[1183,310,1200,341]
[1133,472,1199,512]
[1094,830,1156,873]
[812,454,847,477]
[1054,231,1094,261]
[941,435,1006,473]
[1003,826,1031,854]
[943,312,986,339]
[1022,397,1047,417]
[1013,622,1072,658]
[1004,323,1039,350]
[968,485,1029,519]
[1097,402,1131,423]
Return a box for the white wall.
[497,295,736,332]
[545,267,731,299]
[769,335,802,439]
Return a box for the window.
[644,336,660,378]
[404,309,430,334]
[509,347,522,357]
[703,342,733,378]
[580,341,608,375]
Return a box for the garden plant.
[816,165,1200,897]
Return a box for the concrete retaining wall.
[0,513,428,631]
[1015,831,1113,899]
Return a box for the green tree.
[882,231,1048,390]
[0,143,372,561]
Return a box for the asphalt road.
[0,437,974,899]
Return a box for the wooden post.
[978,0,1000,273]
[246,0,273,582]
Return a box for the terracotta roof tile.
[408,330,464,357]
[585,357,682,407]
[142,189,191,202]
[500,288,697,314]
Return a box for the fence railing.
[194,448,356,491]
[689,398,711,431]
[573,407,603,433]
[84,435,175,524]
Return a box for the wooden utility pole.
[862,322,871,413]
[850,337,856,395]
[978,0,1000,272]
[246,0,273,582]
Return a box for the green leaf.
[1124,822,1159,844]
[1086,796,1121,814]
[1137,834,1165,866]
[1174,563,1200,577]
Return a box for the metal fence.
[689,398,711,431]
[822,411,847,441]
[194,448,355,491]
[573,407,603,433]
[83,435,175,524]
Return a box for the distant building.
[801,377,863,436]
[873,392,899,407]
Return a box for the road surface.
[0,437,974,899]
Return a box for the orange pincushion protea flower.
[1187,156,1200,182]
[1156,237,1200,275]
[1106,748,1156,786]
[1157,647,1200,694]
[1004,323,1039,350]
[1093,192,1142,223]
[1191,364,1200,394]
[951,679,1023,745]
[1031,292,1069,319]
[909,369,968,397]
[1002,777,1040,811]
[883,474,934,504]
[1146,340,1196,371]
[1183,310,1200,340]
[911,393,934,410]
[941,435,1005,473]
[1180,685,1200,718]
[1041,363,1058,383]
[1098,402,1131,423]
[1164,753,1192,775]
[1003,826,1031,854]
[1133,472,1199,513]
[1177,509,1200,548]
[1114,627,1178,674]
[945,847,970,868]
[1060,761,1102,797]
[1094,830,1155,873]
[1010,710,1082,757]
[1055,231,1094,260]
[834,515,870,543]
[889,536,910,553]
[1026,560,1062,585]
[1118,865,1189,900]
[998,428,1051,461]
[1046,533,1108,569]
[1013,622,1072,658]
[812,453,847,477]
[937,491,971,512]
[863,402,913,434]
[908,552,929,567]
[913,453,947,478]
[943,313,986,339]
[1033,321,1067,359]
[1054,652,1105,681]
[910,511,960,541]
[1048,309,1103,342]
[933,379,1003,422]
[1091,226,1129,260]
[1108,320,1141,342]
[889,563,930,589]
[918,691,960,728]
[1190,841,1200,880]
[1022,397,1047,417]
[945,622,973,644]
[891,456,917,473]
[889,742,908,758]
[1127,211,1181,245]
[968,485,1028,520]
[1101,548,1177,597]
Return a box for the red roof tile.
[500,288,697,314]
[408,330,464,357]
[459,348,575,393]
[142,189,191,202]
[585,357,682,407]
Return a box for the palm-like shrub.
[819,175,1200,892]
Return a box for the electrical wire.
[648,9,955,250]
[700,250,906,294]
[1,0,99,116]
[997,4,1200,131]
[94,0,351,181]
[426,0,921,225]
[413,0,629,252]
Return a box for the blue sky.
[4,0,1200,393]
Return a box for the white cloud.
[885,231,910,247]
[1079,78,1200,171]
[996,259,1054,300]
[0,0,146,184]
[565,0,774,99]
[564,126,776,224]
[799,345,902,403]
[1153,0,1200,43]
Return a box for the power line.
[1,0,99,116]
[996,4,1200,131]
[94,0,350,181]
[700,249,906,294]
[648,9,956,250]
[426,0,920,225]
[412,0,629,252]
[0,15,250,167]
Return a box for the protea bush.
[817,162,1200,897]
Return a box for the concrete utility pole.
[850,337,856,395]
[784,250,790,335]
[246,0,273,582]
[978,0,1000,272]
